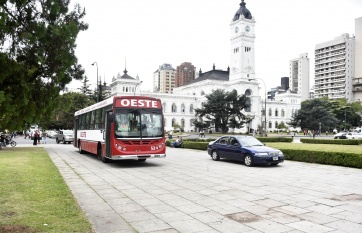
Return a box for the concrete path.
[41,144,362,233]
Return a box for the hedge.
[256,137,293,143]
[281,149,362,169]
[300,138,362,145]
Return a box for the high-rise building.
[153,64,175,93]
[353,17,362,102]
[289,53,310,101]
[175,62,195,87]
[314,34,355,101]
[281,77,289,90]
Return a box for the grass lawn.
[0,147,93,233]
[266,142,362,154]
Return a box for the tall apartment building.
[175,62,195,87]
[152,64,176,93]
[353,17,362,102]
[289,53,310,101]
[314,34,355,101]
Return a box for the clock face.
[245,26,250,32]
[235,27,239,33]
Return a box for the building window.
[190,104,194,113]
[281,109,285,117]
[181,119,185,128]
[172,103,177,113]
[275,109,278,117]
[275,121,278,128]
[172,118,176,127]
[181,104,185,113]
[269,121,272,128]
[163,103,166,113]
[269,108,272,117]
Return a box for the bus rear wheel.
[78,141,84,154]
[138,159,146,162]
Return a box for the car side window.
[230,138,238,146]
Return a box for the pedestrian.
[42,131,47,144]
[33,130,39,146]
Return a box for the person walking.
[42,131,47,144]
[33,130,39,146]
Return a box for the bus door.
[104,111,113,158]
[73,117,78,147]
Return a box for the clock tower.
[229,0,256,81]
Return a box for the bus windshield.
[114,108,163,138]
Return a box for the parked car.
[46,130,57,138]
[55,130,74,144]
[207,135,284,166]
[346,132,362,139]
[334,132,347,139]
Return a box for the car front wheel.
[244,154,253,167]
[211,150,220,161]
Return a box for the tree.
[288,98,338,132]
[0,0,88,131]
[77,75,93,97]
[49,92,94,130]
[195,89,252,133]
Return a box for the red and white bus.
[73,96,166,163]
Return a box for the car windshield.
[236,137,264,147]
[114,108,163,138]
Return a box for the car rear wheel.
[211,150,220,161]
[244,154,253,167]
[56,138,59,144]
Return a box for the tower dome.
[233,0,252,21]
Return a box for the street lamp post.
[134,81,143,96]
[91,62,99,102]
[319,122,321,135]
[249,78,267,137]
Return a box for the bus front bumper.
[111,154,166,160]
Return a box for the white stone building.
[110,0,301,133]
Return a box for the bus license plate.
[273,157,278,161]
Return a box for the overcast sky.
[67,0,362,94]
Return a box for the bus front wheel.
[98,146,108,163]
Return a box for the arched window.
[123,87,125,92]
[181,104,185,113]
[190,104,194,113]
[281,109,285,117]
[245,97,251,112]
[275,121,278,128]
[172,118,176,127]
[126,87,128,92]
[190,119,194,127]
[275,109,278,117]
[181,119,185,128]
[201,90,205,96]
[172,103,177,113]
[269,121,272,128]
[269,108,272,117]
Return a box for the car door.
[215,137,230,159]
[228,137,242,161]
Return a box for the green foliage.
[282,149,362,169]
[195,89,253,133]
[256,137,293,143]
[77,75,93,97]
[0,0,88,131]
[300,138,362,145]
[288,98,338,131]
[48,92,94,129]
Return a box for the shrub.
[301,138,362,145]
[256,137,293,143]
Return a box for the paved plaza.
[41,144,362,233]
